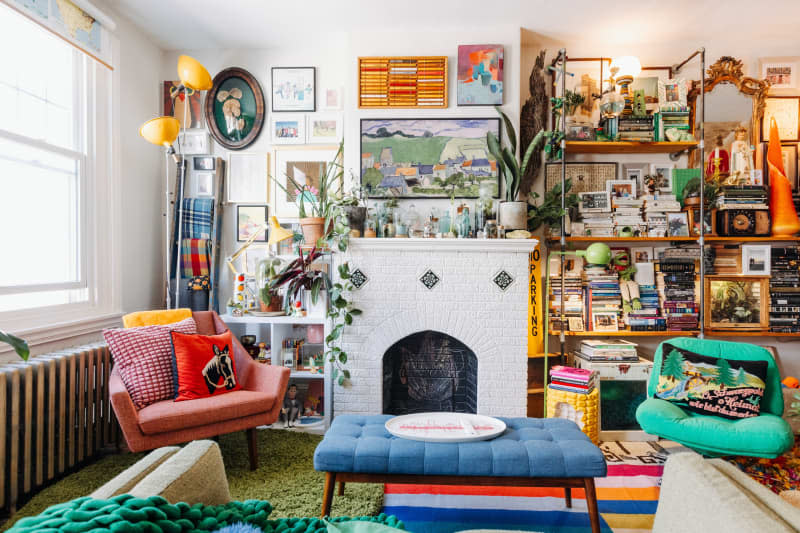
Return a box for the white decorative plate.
[385,412,507,443]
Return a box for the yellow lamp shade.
[178,55,212,91]
[139,116,180,148]
[268,216,294,245]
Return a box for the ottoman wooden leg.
[583,477,601,533]
[321,472,336,517]
[564,487,572,508]
[338,482,346,496]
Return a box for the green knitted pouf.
[7,494,404,533]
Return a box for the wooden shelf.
[704,330,800,337]
[528,352,561,359]
[550,236,697,243]
[705,236,800,242]
[548,330,698,337]
[527,387,546,394]
[565,141,698,154]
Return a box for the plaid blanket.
[181,198,214,239]
[181,238,210,277]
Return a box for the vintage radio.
[715,207,771,236]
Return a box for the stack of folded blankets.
[549,365,597,394]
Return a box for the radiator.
[0,343,119,513]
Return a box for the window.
[0,4,117,328]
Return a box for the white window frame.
[0,9,122,348]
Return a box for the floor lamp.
[140,55,212,309]
[542,242,611,413]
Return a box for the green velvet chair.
[636,337,794,458]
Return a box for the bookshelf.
[549,330,698,337]
[565,141,698,154]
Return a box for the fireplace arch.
[382,330,478,415]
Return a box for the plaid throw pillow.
[104,317,197,409]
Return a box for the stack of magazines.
[575,339,638,362]
[549,365,597,394]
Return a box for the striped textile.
[181,238,210,277]
[181,198,214,239]
[382,441,681,533]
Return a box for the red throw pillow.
[103,317,197,409]
[170,330,242,401]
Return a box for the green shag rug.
[0,429,382,531]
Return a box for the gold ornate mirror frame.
[688,56,770,166]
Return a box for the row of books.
[549,365,597,395]
[770,246,800,333]
[658,258,699,331]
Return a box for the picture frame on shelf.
[205,67,266,150]
[270,114,306,145]
[781,143,798,187]
[657,78,689,112]
[762,96,800,141]
[578,191,611,212]
[705,276,769,330]
[307,113,343,144]
[227,152,269,204]
[666,212,690,236]
[237,205,268,243]
[686,208,713,237]
[650,163,675,192]
[592,312,619,332]
[272,67,316,112]
[178,130,210,155]
[193,156,215,171]
[551,57,611,126]
[760,58,799,92]
[272,146,341,218]
[568,317,585,332]
[742,245,771,275]
[546,162,618,193]
[622,162,649,192]
[631,66,672,113]
[606,179,636,199]
[629,246,654,263]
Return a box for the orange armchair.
[109,311,289,469]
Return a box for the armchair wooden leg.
[584,477,601,533]
[246,428,258,471]
[564,487,572,508]
[321,472,336,517]
[338,482,345,496]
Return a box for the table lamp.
[542,242,612,413]
[140,55,212,308]
[610,56,641,116]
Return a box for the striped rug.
[382,441,682,533]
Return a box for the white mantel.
[332,237,537,418]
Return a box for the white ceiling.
[100,0,800,53]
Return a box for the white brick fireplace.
[332,238,537,417]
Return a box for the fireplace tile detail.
[419,269,440,290]
[492,269,514,292]
[350,268,368,289]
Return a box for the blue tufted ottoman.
[314,415,607,532]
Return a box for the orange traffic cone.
[768,117,800,237]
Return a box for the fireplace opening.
[382,330,477,415]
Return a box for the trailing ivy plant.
[0,331,29,361]
[326,262,362,386]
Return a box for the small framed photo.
[194,172,214,197]
[622,162,648,191]
[705,276,769,330]
[307,113,343,144]
[658,78,689,112]
[578,191,611,212]
[324,87,343,110]
[271,114,306,145]
[237,205,268,242]
[271,67,316,112]
[650,164,675,192]
[630,246,654,263]
[592,312,619,332]
[193,156,215,171]
[742,245,771,275]
[760,58,799,91]
[781,143,798,187]
[666,212,690,236]
[568,317,585,332]
[179,130,210,155]
[606,179,636,199]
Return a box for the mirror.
[687,56,770,177]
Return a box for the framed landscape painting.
[457,44,503,106]
[360,118,500,198]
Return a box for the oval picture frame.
[205,67,265,150]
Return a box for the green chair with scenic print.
[636,337,793,458]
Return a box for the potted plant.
[0,331,29,361]
[528,178,580,235]
[257,257,284,312]
[273,141,344,246]
[682,177,720,208]
[269,247,330,317]
[487,107,548,230]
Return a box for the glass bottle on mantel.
[484,219,498,238]
[439,211,451,236]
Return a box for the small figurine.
[706,134,730,181]
[280,383,301,428]
[728,125,754,185]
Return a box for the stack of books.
[580,214,615,237]
[549,365,597,394]
[770,246,800,333]
[717,186,768,209]
[659,258,699,331]
[613,198,645,235]
[628,284,666,330]
[575,339,638,362]
[549,274,585,332]
[618,116,654,142]
[585,268,622,331]
[644,194,682,236]
[711,244,741,274]
[660,111,690,131]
